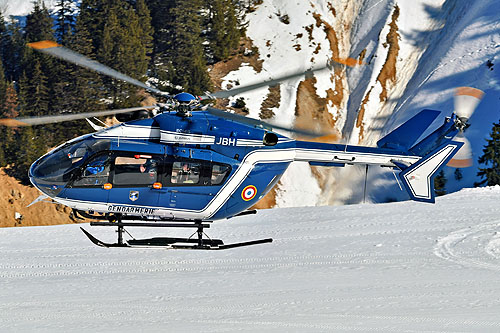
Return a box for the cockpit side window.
[72,153,112,187]
[112,154,159,186]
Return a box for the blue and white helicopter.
[0,41,483,249]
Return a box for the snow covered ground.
[2,187,500,332]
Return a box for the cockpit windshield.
[30,137,111,187]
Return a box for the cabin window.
[113,154,159,186]
[170,161,201,184]
[162,158,231,187]
[211,164,231,185]
[72,153,111,187]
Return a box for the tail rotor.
[447,87,484,168]
[454,87,484,120]
[447,131,473,168]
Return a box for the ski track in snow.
[434,220,500,271]
[2,187,500,331]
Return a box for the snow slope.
[2,187,500,332]
[0,0,67,17]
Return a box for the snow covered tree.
[476,121,500,186]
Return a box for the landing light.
[134,154,152,159]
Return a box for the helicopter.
[0,40,484,250]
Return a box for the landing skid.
[79,216,272,250]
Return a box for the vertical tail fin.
[398,142,462,203]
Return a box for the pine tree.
[0,137,5,166]
[454,168,463,181]
[146,0,175,65]
[55,0,76,43]
[97,8,136,106]
[476,121,500,186]
[0,57,6,105]
[1,19,25,82]
[208,0,241,62]
[25,1,55,43]
[0,64,18,168]
[23,0,58,114]
[0,11,6,63]
[1,84,18,119]
[77,0,107,52]
[78,0,153,107]
[434,170,447,196]
[61,16,104,120]
[167,0,211,94]
[10,126,46,184]
[0,58,6,167]
[18,57,50,117]
[135,0,153,58]
[146,0,212,94]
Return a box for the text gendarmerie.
[108,205,157,215]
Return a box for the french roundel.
[241,185,257,201]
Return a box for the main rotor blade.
[0,106,156,127]
[207,107,328,138]
[28,41,168,97]
[201,57,363,100]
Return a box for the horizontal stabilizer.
[398,142,462,203]
[377,110,441,150]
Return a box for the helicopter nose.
[29,155,66,197]
[29,159,52,197]
[29,159,41,186]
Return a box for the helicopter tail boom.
[294,138,461,203]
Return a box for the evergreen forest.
[0,0,258,184]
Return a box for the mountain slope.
[223,0,500,207]
[2,187,500,331]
